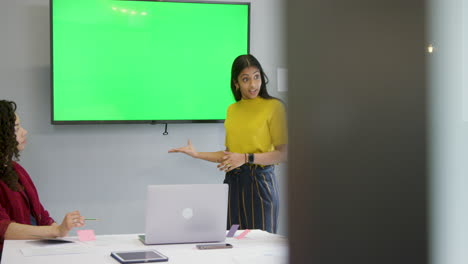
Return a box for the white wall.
[0,0,288,235]
[428,0,468,263]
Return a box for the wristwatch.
[248,153,254,164]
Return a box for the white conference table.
[2,230,288,264]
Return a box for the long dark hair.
[230,54,277,102]
[0,100,21,191]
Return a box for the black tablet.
[110,250,168,263]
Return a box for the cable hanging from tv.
[163,123,168,136]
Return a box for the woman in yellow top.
[169,54,287,233]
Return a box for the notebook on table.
[139,184,229,245]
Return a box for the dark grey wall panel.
[287,1,427,263]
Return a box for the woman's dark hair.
[230,54,277,102]
[0,100,21,191]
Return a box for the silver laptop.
[139,184,228,245]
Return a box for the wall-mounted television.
[51,0,250,124]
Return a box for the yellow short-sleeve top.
[224,97,288,154]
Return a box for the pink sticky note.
[77,229,96,242]
[235,229,250,239]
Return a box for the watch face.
[249,153,254,164]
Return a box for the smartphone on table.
[110,250,168,263]
[196,243,233,250]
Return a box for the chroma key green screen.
[51,0,250,123]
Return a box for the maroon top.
[0,162,55,250]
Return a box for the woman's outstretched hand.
[217,151,245,172]
[168,139,198,158]
[56,210,85,237]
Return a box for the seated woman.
[0,100,85,257]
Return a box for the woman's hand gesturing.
[168,139,198,158]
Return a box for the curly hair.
[0,100,21,191]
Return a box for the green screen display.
[51,0,249,123]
